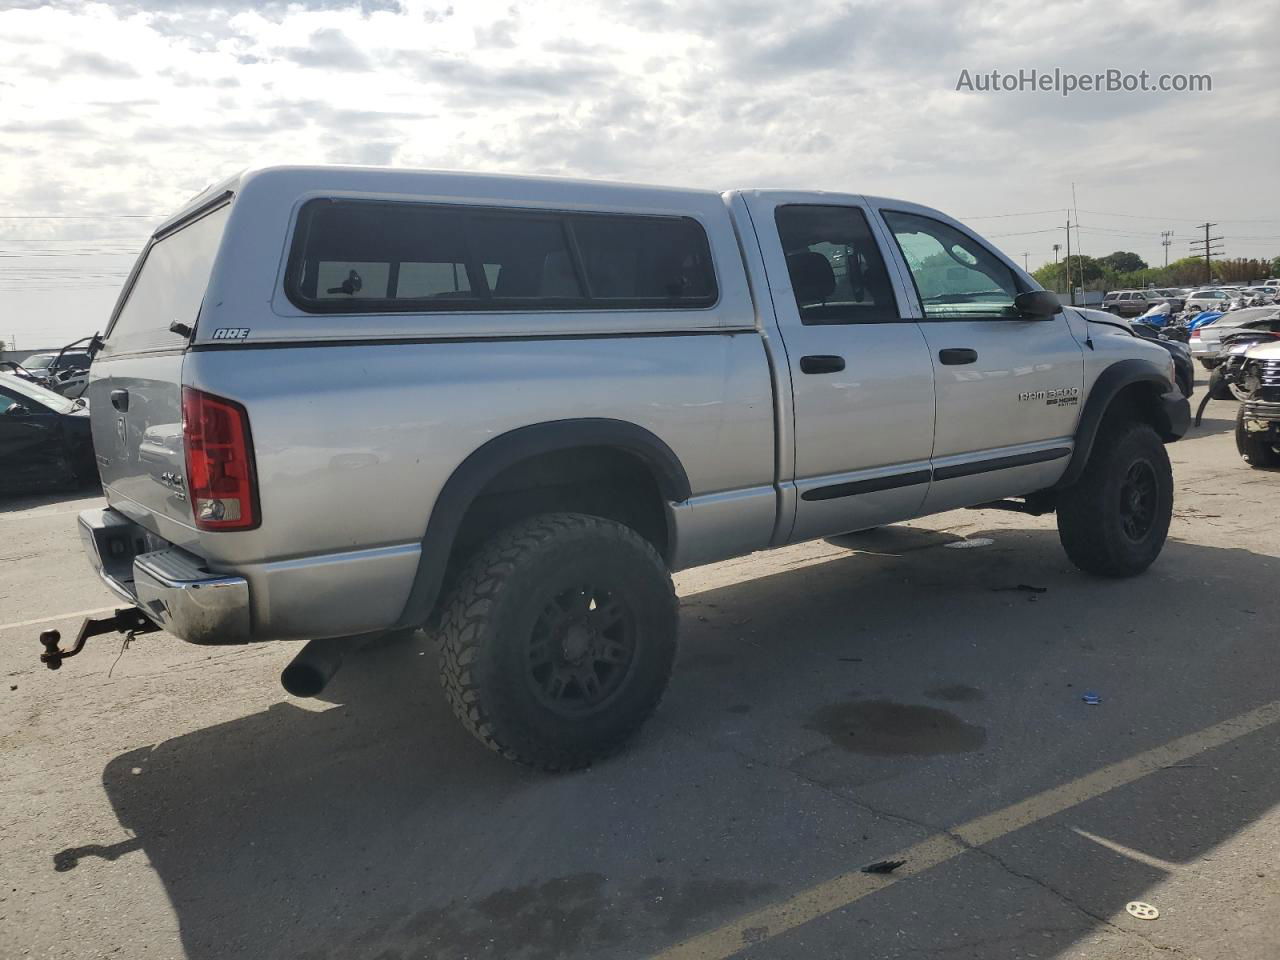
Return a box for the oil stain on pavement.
[805,699,987,755]
[924,683,985,703]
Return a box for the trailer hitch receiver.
[39,607,159,670]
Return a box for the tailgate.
[89,201,231,541]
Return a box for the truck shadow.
[0,485,101,513]
[72,525,1280,960]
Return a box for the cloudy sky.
[2,0,1278,349]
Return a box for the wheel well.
[1054,365,1181,492]
[1105,381,1175,439]
[443,445,671,593]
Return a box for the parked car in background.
[1149,288,1186,310]
[0,373,96,494]
[1102,289,1184,316]
[1185,289,1234,313]
[1240,286,1278,306]
[20,351,93,390]
[1189,306,1280,367]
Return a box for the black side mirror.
[1014,290,1060,319]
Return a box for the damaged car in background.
[0,373,96,494]
[1227,341,1280,468]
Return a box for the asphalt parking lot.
[3,382,1279,960]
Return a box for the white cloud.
[0,0,1277,347]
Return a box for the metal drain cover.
[1126,901,1160,920]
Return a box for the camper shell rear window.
[102,201,230,357]
[284,198,719,314]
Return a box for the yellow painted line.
[0,606,117,632]
[653,699,1280,960]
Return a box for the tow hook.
[39,608,160,670]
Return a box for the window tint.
[468,213,582,300]
[104,203,230,356]
[881,210,1021,320]
[773,205,899,324]
[286,200,717,313]
[573,216,715,302]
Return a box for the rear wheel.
[1236,408,1280,469]
[437,513,678,771]
[1057,419,1173,577]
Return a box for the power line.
[965,206,1280,226]
[984,227,1061,238]
[960,208,1067,220]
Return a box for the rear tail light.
[182,386,260,531]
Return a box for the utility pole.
[1188,223,1223,284]
[1161,230,1173,268]
[1022,252,1029,271]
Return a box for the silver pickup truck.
[42,166,1189,769]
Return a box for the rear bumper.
[78,508,251,645]
[1188,339,1214,357]
[78,507,419,644]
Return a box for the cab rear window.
[284,199,717,313]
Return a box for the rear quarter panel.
[183,334,775,571]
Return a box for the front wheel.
[437,513,678,771]
[1057,420,1173,577]
[1236,409,1280,469]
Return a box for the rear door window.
[773,205,900,324]
[103,203,230,357]
[285,199,717,313]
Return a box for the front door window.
[882,211,1021,320]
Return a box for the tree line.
[1031,252,1280,293]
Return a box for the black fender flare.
[394,418,691,627]
[1054,359,1186,490]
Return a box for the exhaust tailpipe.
[281,636,347,698]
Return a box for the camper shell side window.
[284,199,719,314]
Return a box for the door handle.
[800,355,845,374]
[110,388,129,412]
[938,348,978,365]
